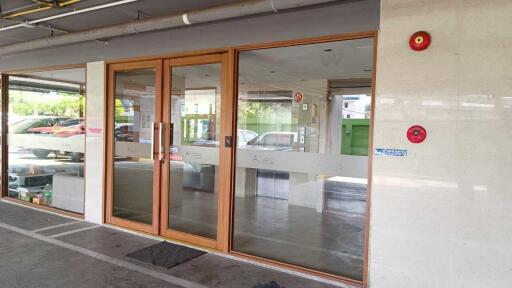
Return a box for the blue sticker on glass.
[374,148,407,157]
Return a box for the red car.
[52,122,85,137]
[27,118,82,135]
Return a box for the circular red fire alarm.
[407,125,427,143]
[409,31,431,51]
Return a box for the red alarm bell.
[409,31,431,51]
[407,125,427,143]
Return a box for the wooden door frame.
[160,53,232,250]
[1,74,8,200]
[105,59,163,235]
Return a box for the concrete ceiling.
[4,1,374,90]
[26,67,86,84]
[0,0,241,46]
[239,37,374,84]
[18,37,373,92]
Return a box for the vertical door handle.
[159,123,165,161]
[150,122,156,160]
[169,123,174,146]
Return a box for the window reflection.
[168,64,222,239]
[7,70,86,214]
[233,38,374,280]
[112,69,156,225]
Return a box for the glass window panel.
[7,69,86,214]
[233,38,374,281]
[168,63,221,239]
[112,69,156,225]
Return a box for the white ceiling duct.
[0,0,341,56]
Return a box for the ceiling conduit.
[0,0,341,56]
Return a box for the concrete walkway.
[0,200,351,288]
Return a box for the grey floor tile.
[167,254,342,288]
[0,227,181,288]
[57,226,160,259]
[37,221,96,236]
[0,201,75,230]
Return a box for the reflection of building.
[342,94,371,119]
[181,89,217,143]
[6,74,86,214]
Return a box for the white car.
[192,129,258,147]
[244,131,298,151]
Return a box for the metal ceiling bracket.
[270,0,279,12]
[182,13,191,25]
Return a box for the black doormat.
[126,241,206,269]
[253,281,285,288]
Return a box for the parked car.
[9,117,84,161]
[52,122,85,137]
[9,117,70,134]
[245,131,298,151]
[27,117,80,134]
[238,129,258,145]
[191,129,258,147]
[114,123,134,141]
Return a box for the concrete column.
[84,61,106,224]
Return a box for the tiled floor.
[112,168,366,280]
[0,200,354,288]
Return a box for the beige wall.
[369,0,512,287]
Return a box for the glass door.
[106,60,162,234]
[160,54,230,249]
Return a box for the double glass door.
[106,54,230,249]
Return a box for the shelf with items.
[8,169,80,206]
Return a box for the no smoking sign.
[294,92,303,103]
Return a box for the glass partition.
[112,69,156,225]
[232,38,374,281]
[167,63,222,239]
[7,69,86,214]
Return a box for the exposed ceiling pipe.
[0,0,139,32]
[0,0,341,56]
[34,24,109,44]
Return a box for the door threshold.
[103,223,213,253]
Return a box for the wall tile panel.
[370,0,512,287]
